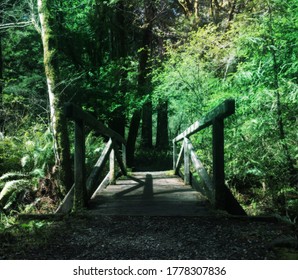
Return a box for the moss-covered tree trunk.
[38,0,72,194]
[0,8,3,131]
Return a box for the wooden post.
[173,140,177,171]
[109,145,116,184]
[74,120,86,210]
[122,143,127,169]
[183,138,190,185]
[212,118,225,210]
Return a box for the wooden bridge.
[56,99,246,216]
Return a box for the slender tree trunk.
[38,0,72,193]
[140,1,154,149]
[156,100,169,150]
[109,1,126,137]
[126,1,154,165]
[0,9,3,131]
[126,110,142,167]
[141,101,153,148]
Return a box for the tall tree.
[0,8,3,121]
[140,1,155,149]
[108,0,127,137]
[38,0,72,193]
[156,100,169,150]
[127,0,155,165]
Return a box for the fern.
[0,179,30,210]
[0,172,29,182]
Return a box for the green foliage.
[0,212,51,241]
[0,178,30,210]
[0,125,55,176]
[152,0,298,216]
[85,131,105,172]
[0,213,17,232]
[0,125,56,212]
[1,0,297,218]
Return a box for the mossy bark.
[38,0,72,194]
[0,9,3,130]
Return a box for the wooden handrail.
[64,102,126,145]
[173,99,235,143]
[56,103,127,213]
[172,99,245,215]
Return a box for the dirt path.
[1,215,297,260]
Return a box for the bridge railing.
[56,103,127,213]
[173,99,246,215]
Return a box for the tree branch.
[0,21,32,31]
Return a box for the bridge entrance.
[89,171,211,216]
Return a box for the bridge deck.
[88,171,212,216]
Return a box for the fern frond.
[0,172,29,182]
[0,179,30,206]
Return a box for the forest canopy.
[0,0,297,218]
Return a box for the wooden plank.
[73,120,86,210]
[90,172,110,199]
[184,138,214,197]
[64,103,126,145]
[222,184,247,216]
[184,138,190,185]
[174,144,184,175]
[173,99,235,143]
[173,140,177,170]
[55,184,74,214]
[113,142,127,176]
[109,148,116,184]
[122,144,127,169]
[213,118,225,210]
[86,139,113,198]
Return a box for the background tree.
[38,0,71,193]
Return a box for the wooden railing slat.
[57,103,128,213]
[212,118,225,210]
[172,99,245,215]
[185,138,214,201]
[173,99,235,143]
[174,144,184,175]
[109,148,116,184]
[55,184,74,214]
[90,172,110,199]
[64,103,126,145]
[86,139,113,198]
[113,142,127,176]
[183,138,190,185]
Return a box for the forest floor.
[1,214,298,260]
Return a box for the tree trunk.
[140,1,154,149]
[126,1,154,165]
[38,0,72,193]
[141,101,153,148]
[156,100,169,150]
[108,1,126,137]
[126,109,142,167]
[0,9,3,131]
